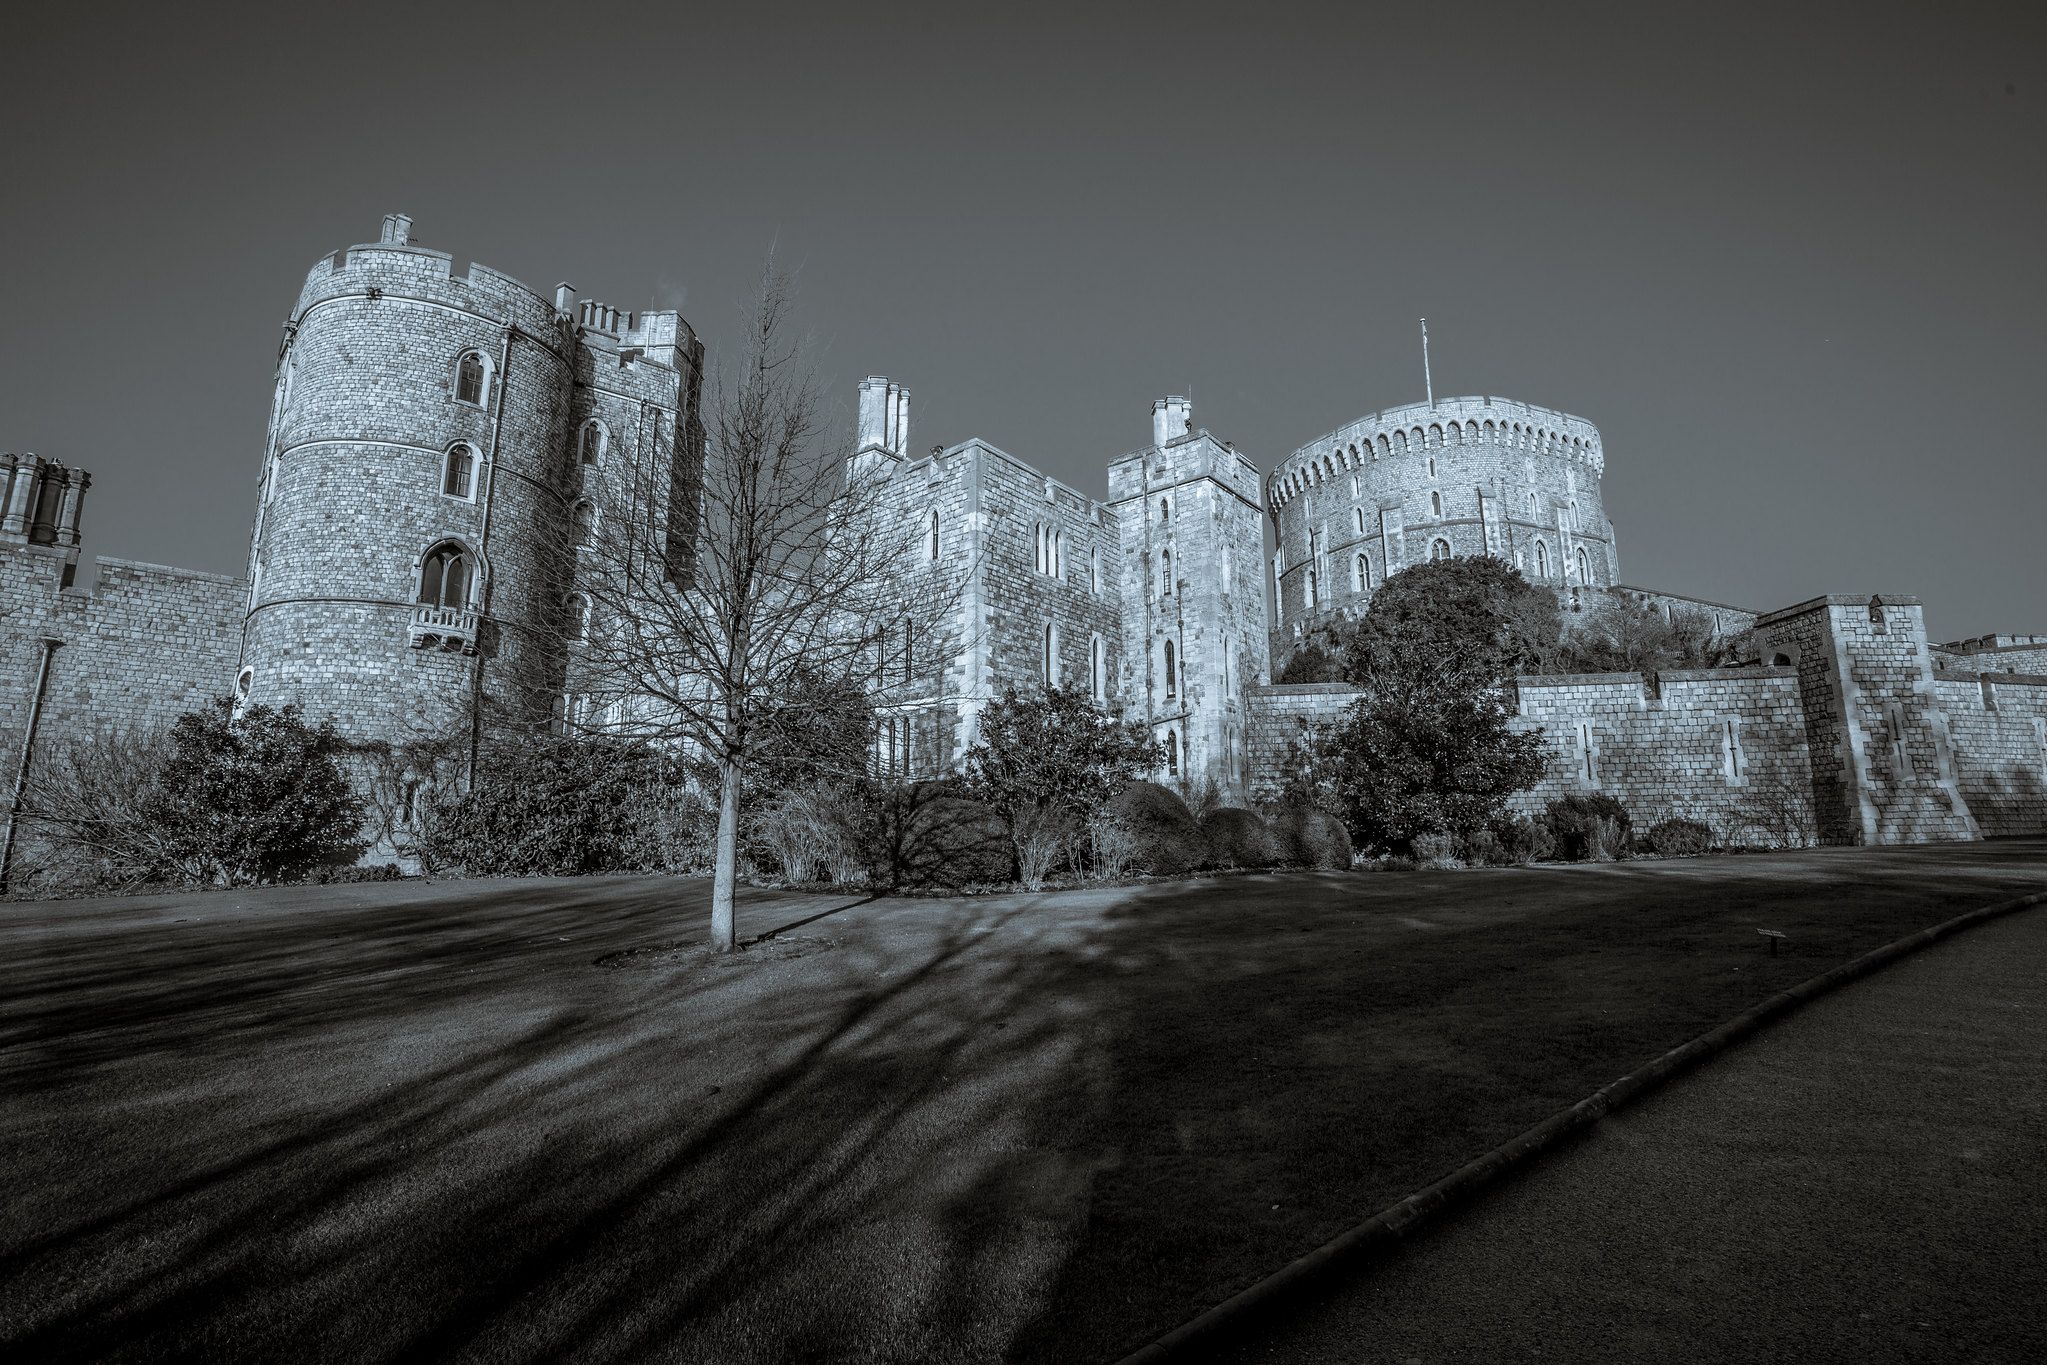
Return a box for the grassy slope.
[1,843,2043,1364]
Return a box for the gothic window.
[1159,497,1170,523]
[1164,638,1178,699]
[417,541,473,610]
[454,351,490,406]
[1354,507,1366,535]
[1090,634,1106,702]
[1350,474,1359,496]
[1535,539,1550,578]
[1431,537,1451,561]
[1354,552,1371,593]
[1090,545,1101,594]
[572,498,596,542]
[928,508,941,562]
[1576,546,1590,582]
[1428,456,1437,479]
[1430,490,1443,518]
[1165,729,1180,777]
[902,618,915,683]
[579,420,607,466]
[1161,548,1173,599]
[1043,622,1060,686]
[567,592,592,641]
[442,443,476,499]
[1052,529,1064,578]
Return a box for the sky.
[2,0,2041,640]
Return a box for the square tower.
[1107,399,1271,801]
[1754,594,1979,844]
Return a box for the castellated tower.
[241,214,704,746]
[1107,398,1272,799]
[1266,396,1617,667]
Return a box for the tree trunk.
[710,754,742,952]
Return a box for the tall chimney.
[857,377,891,451]
[1152,396,1192,447]
[890,384,911,456]
[554,282,576,315]
[380,213,413,246]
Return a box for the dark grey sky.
[4,1,2040,638]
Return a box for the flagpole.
[1421,317,1433,407]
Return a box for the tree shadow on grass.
[2,842,2043,1363]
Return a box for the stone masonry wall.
[1934,671,2047,837]
[1502,669,1816,843]
[1244,682,1359,804]
[0,546,245,771]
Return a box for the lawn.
[3,841,2045,1363]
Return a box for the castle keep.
[2,214,2043,869]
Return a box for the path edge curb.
[1110,886,2047,1365]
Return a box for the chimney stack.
[379,213,413,246]
[1152,395,1192,447]
[857,376,910,456]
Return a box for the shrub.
[1110,781,1208,876]
[1544,793,1634,862]
[419,732,699,876]
[823,780,1013,890]
[1646,816,1714,857]
[1486,813,1556,865]
[1085,810,1141,882]
[1411,831,1462,868]
[756,792,835,883]
[1200,807,1281,869]
[1269,804,1354,870]
[1459,828,1506,866]
[312,862,403,885]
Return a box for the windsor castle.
[3,215,2044,861]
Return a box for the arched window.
[1430,490,1443,518]
[1273,552,1285,621]
[1429,424,1443,448]
[1166,730,1180,777]
[1535,540,1550,578]
[927,508,941,562]
[1090,545,1102,594]
[1305,566,1318,611]
[418,541,472,609]
[442,443,476,499]
[1431,538,1451,561]
[1043,622,1059,686]
[1350,474,1359,496]
[572,498,596,541]
[1428,456,1437,479]
[1090,634,1106,702]
[1160,548,1173,598]
[1576,546,1589,582]
[1163,638,1178,699]
[1354,507,1366,535]
[1052,529,1064,578]
[1159,497,1171,522]
[1354,552,1371,592]
[454,351,489,406]
[567,592,591,641]
[579,420,606,466]
[902,618,915,683]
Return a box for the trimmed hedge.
[1200,807,1282,869]
[1111,781,1208,876]
[1270,805,1354,870]
[1646,816,1714,857]
[1544,793,1633,862]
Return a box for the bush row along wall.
[0,546,245,771]
[1933,671,2047,837]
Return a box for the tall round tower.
[1266,395,1618,658]
[242,214,702,746]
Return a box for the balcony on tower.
[409,604,481,654]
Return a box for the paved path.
[1219,903,2047,1365]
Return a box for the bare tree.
[568,263,954,950]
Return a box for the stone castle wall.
[0,547,245,762]
[1933,671,2047,837]
[1935,634,2047,676]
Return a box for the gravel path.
[1218,902,2047,1365]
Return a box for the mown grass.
[2,841,2043,1364]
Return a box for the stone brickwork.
[1934,634,2047,676]
[1107,404,1271,797]
[244,213,704,746]
[1932,671,2047,837]
[1501,669,1816,840]
[1268,396,1617,664]
[1243,683,1360,804]
[0,545,245,763]
[1753,596,1977,845]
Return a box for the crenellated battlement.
[1269,395,1603,510]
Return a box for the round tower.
[242,214,582,744]
[1266,395,1618,657]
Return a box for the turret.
[851,376,910,478]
